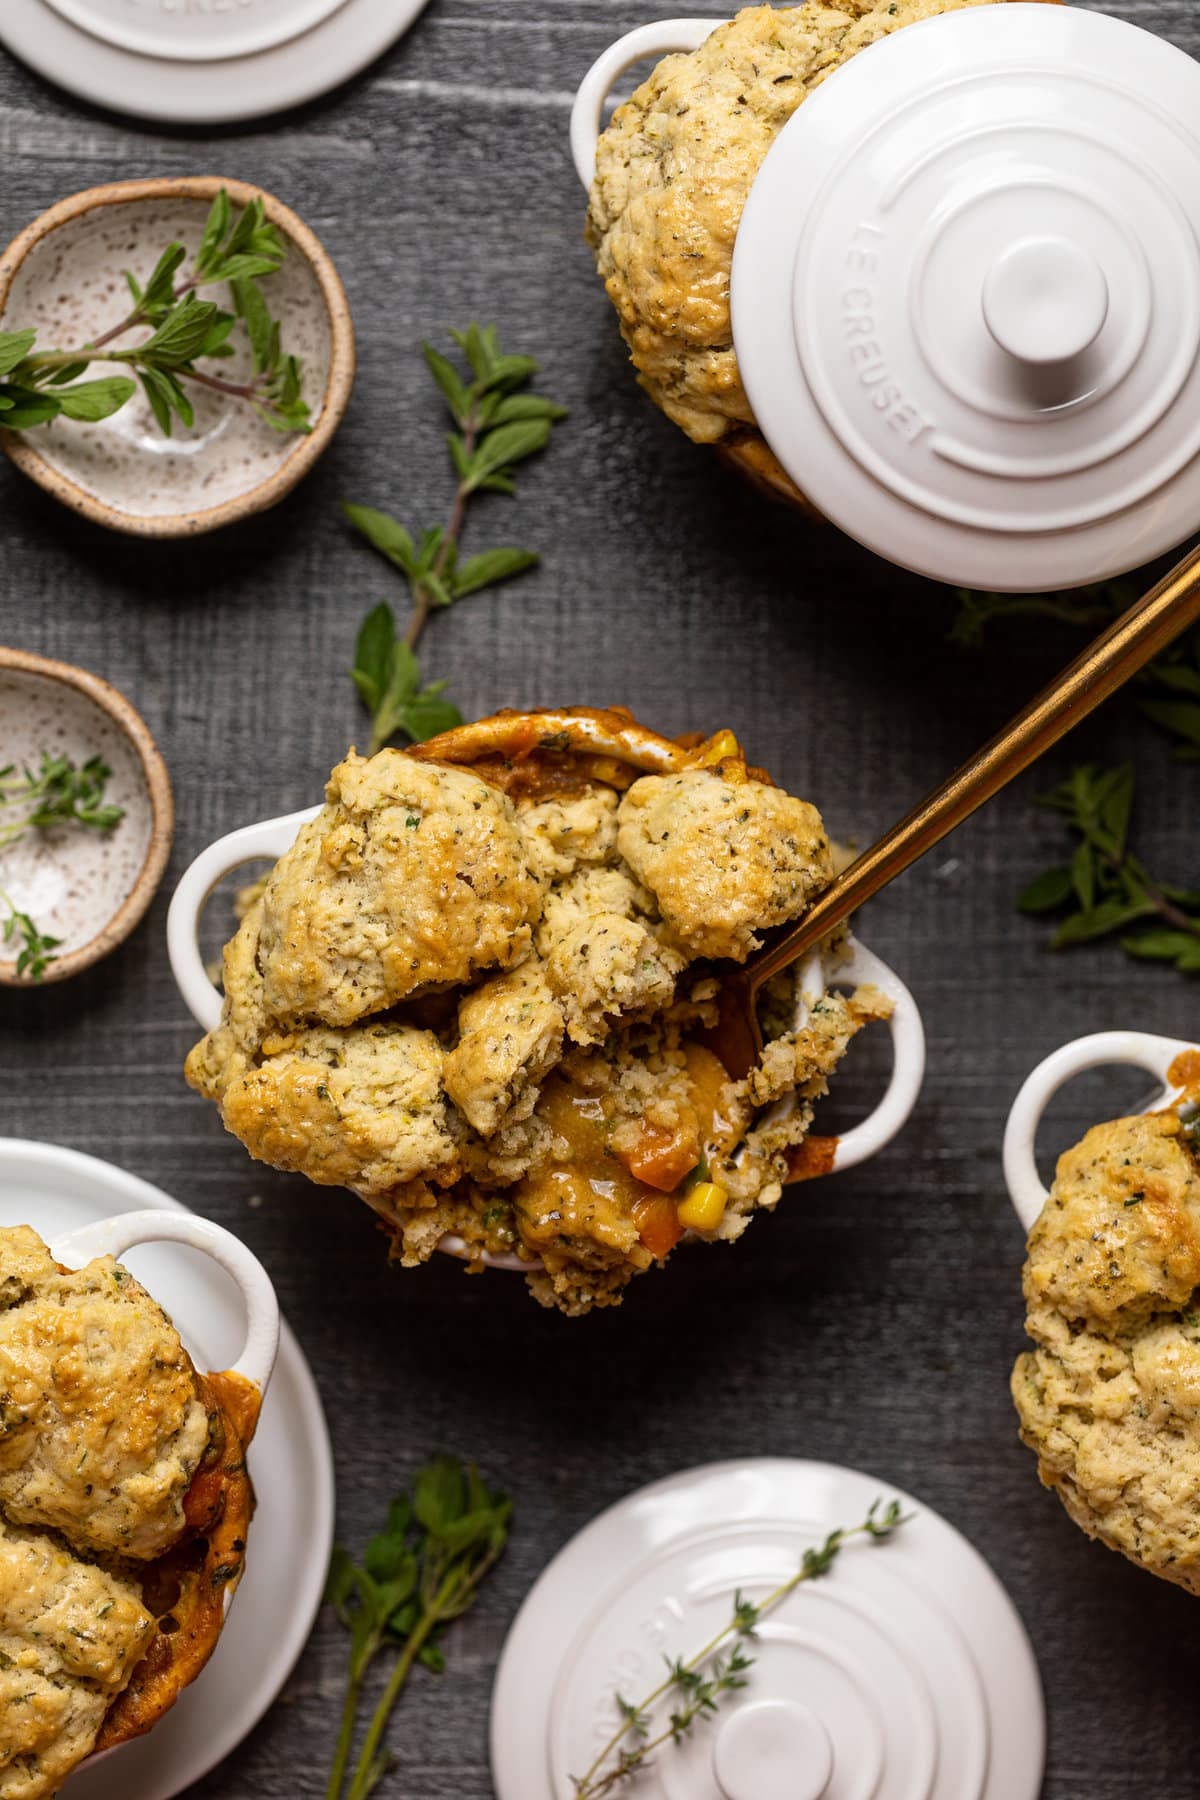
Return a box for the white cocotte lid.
[0,0,431,124]
[490,1458,1045,1800]
[731,3,1200,591]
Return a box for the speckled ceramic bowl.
[0,648,173,984]
[0,177,355,537]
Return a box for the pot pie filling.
[187,711,891,1315]
[0,1226,257,1798]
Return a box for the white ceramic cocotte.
[573,4,1200,591]
[50,1208,279,1403]
[168,805,926,1270]
[1004,1029,1199,1230]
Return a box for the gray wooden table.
[1,3,1198,1795]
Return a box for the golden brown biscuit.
[1013,1113,1200,1595]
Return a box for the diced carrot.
[619,1124,699,1194]
[633,1193,685,1260]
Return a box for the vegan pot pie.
[1012,1078,1200,1594]
[0,1225,258,1797]
[586,0,1058,503]
[186,708,889,1316]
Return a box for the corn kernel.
[698,730,740,767]
[677,1181,729,1233]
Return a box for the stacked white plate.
[0,0,431,123]
[492,1459,1045,1800]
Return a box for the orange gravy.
[785,1135,839,1183]
[1169,1049,1200,1100]
[514,1046,737,1259]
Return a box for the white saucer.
[491,1459,1045,1800]
[0,0,431,125]
[0,1138,334,1800]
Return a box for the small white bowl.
[0,647,173,985]
[1003,1030,1198,1230]
[0,177,355,537]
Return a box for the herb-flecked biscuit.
[246,752,545,1029]
[587,0,1056,472]
[0,1517,153,1800]
[1012,1112,1200,1594]
[0,1225,208,1562]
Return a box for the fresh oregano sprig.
[947,580,1140,652]
[570,1499,910,1799]
[324,1457,511,1800]
[0,753,124,982]
[0,190,309,437]
[1139,622,1200,762]
[346,323,567,751]
[949,583,1200,762]
[1018,763,1200,973]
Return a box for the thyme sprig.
[0,895,60,982]
[346,323,566,750]
[324,1457,511,1800]
[0,190,309,437]
[1019,764,1200,974]
[0,753,123,844]
[0,754,124,982]
[570,1499,909,1799]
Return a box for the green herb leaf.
[1070,840,1096,912]
[0,386,61,428]
[344,506,418,577]
[1140,698,1200,753]
[465,417,552,489]
[196,189,232,274]
[0,330,36,377]
[489,392,570,425]
[54,377,138,423]
[1019,762,1200,973]
[396,688,463,744]
[138,242,188,318]
[453,547,540,598]
[351,603,398,714]
[1018,867,1074,915]
[137,293,228,367]
[421,343,469,424]
[1121,928,1200,969]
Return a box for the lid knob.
[981,235,1110,368]
[712,1698,834,1800]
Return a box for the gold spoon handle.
[747,540,1200,995]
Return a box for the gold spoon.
[710,542,1200,1081]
